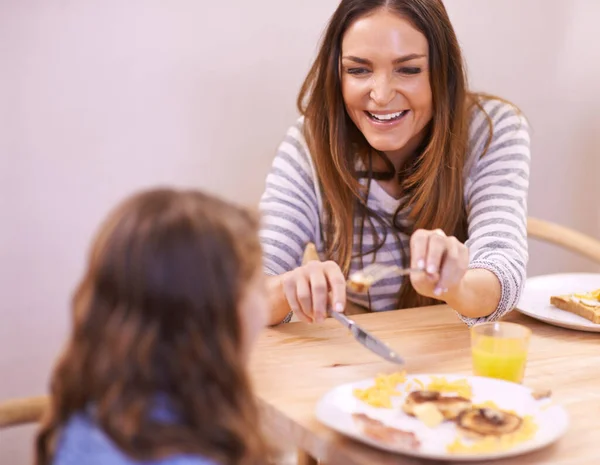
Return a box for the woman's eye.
[346,68,370,75]
[398,67,422,75]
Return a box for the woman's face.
[239,269,269,354]
[341,9,433,159]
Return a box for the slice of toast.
[550,295,600,324]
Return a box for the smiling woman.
[340,10,432,161]
[259,0,530,327]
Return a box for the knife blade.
[302,242,405,365]
[328,310,405,365]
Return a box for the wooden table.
[250,305,600,465]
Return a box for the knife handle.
[328,308,354,329]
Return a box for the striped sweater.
[259,99,530,325]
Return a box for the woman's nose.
[369,74,395,107]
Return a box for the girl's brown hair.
[35,188,269,465]
[298,0,490,309]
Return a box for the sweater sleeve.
[258,119,321,277]
[460,100,531,325]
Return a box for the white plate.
[315,374,568,462]
[516,273,600,332]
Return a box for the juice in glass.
[471,322,531,383]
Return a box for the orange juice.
[471,334,528,383]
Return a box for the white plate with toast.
[315,373,568,461]
[516,273,600,332]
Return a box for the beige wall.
[1,1,598,463]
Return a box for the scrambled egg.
[353,374,473,408]
[353,372,406,408]
[426,376,473,399]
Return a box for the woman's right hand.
[281,261,346,323]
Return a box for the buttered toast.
[550,289,600,324]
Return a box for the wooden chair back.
[527,216,600,265]
[0,396,47,430]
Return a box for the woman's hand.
[281,261,346,323]
[409,229,469,299]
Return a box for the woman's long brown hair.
[298,0,495,309]
[35,189,270,465]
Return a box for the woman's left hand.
[409,229,469,299]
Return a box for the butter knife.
[302,242,404,365]
[328,309,405,365]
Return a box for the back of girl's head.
[36,188,269,465]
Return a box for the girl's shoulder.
[53,411,214,465]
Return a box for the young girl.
[35,189,270,465]
[260,0,530,326]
